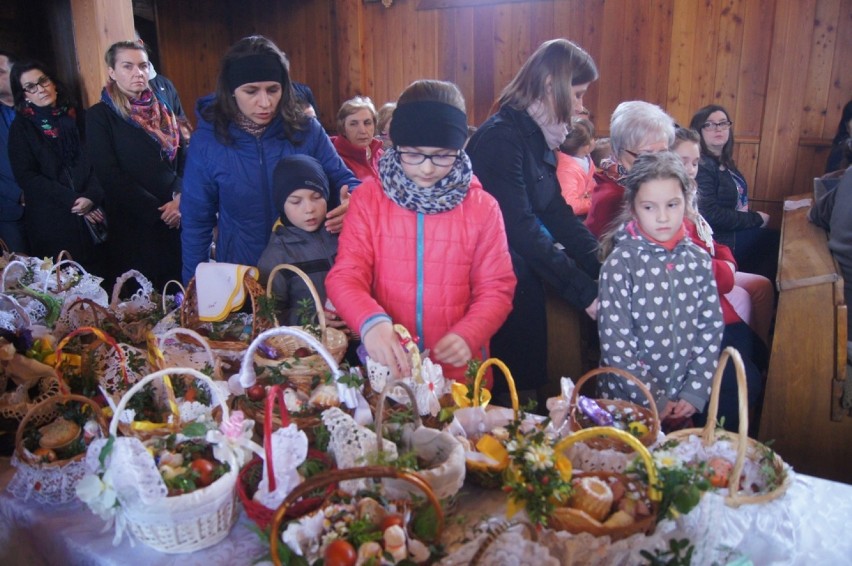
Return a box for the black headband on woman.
[390,101,468,150]
[224,53,285,92]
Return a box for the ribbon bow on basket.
[374,381,466,501]
[269,466,445,566]
[664,347,792,507]
[237,384,336,530]
[77,367,246,553]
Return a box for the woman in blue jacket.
[181,35,358,283]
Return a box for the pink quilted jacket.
[326,175,516,381]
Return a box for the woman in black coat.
[466,39,601,399]
[87,40,184,288]
[7,61,105,271]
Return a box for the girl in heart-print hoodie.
[597,152,724,421]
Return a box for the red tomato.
[246,384,266,402]
[190,458,217,488]
[184,387,197,402]
[324,539,357,566]
[294,347,312,358]
[380,514,405,532]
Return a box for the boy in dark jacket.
[258,154,340,327]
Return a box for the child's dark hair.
[397,79,465,112]
[560,117,595,155]
[599,151,691,259]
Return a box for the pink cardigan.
[556,151,595,216]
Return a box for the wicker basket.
[568,367,660,453]
[665,347,792,507]
[470,520,540,566]
[181,271,273,352]
[255,263,347,376]
[107,367,239,553]
[551,427,662,540]
[269,465,445,566]
[237,384,336,529]
[152,327,224,381]
[464,358,520,489]
[108,270,162,345]
[10,394,108,504]
[53,326,134,401]
[374,381,466,500]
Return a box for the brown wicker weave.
[665,347,791,507]
[568,367,660,453]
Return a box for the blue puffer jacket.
[181,95,359,283]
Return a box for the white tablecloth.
[1,458,851,565]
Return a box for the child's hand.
[584,297,599,320]
[325,185,351,234]
[432,333,471,367]
[670,398,697,419]
[363,321,411,379]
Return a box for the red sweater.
[331,135,383,183]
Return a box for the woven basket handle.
[470,520,538,566]
[263,384,293,492]
[43,257,85,293]
[109,269,153,310]
[0,293,31,329]
[54,326,129,394]
[269,465,444,566]
[569,366,660,430]
[15,393,108,464]
[0,259,28,292]
[700,346,749,500]
[374,381,423,456]
[265,263,328,337]
[239,326,343,390]
[108,367,230,436]
[154,327,220,377]
[60,297,122,329]
[473,358,519,418]
[0,238,9,255]
[555,427,662,501]
[161,279,186,314]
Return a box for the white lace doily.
[439,525,559,566]
[253,424,308,510]
[85,436,168,506]
[110,270,155,322]
[7,453,89,505]
[368,357,451,417]
[322,407,397,494]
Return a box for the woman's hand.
[84,208,105,224]
[71,197,94,215]
[363,321,411,379]
[159,194,181,229]
[432,333,471,367]
[584,297,599,320]
[758,211,770,227]
[325,186,350,234]
[669,398,698,420]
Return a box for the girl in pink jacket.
[326,79,516,382]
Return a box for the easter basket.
[454,358,520,489]
[237,384,336,530]
[8,393,108,504]
[568,367,661,453]
[269,465,445,566]
[254,263,348,382]
[664,347,792,506]
[374,380,466,500]
[181,268,273,352]
[152,327,224,382]
[79,367,241,553]
[236,326,360,440]
[550,427,662,541]
[108,269,170,345]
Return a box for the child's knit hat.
[272,154,330,223]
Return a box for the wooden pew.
[759,195,852,483]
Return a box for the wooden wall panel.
[143,0,851,203]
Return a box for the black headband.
[390,100,468,150]
[224,53,286,92]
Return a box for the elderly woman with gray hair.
[584,100,674,239]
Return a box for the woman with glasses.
[332,96,384,182]
[327,79,515,382]
[466,39,600,403]
[180,35,358,283]
[584,100,674,239]
[7,61,105,271]
[87,40,184,288]
[690,104,778,279]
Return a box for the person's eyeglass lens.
[23,76,52,94]
[397,151,458,167]
[702,120,732,131]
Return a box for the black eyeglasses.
[22,75,52,94]
[397,151,459,167]
[701,120,733,131]
[623,147,666,159]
